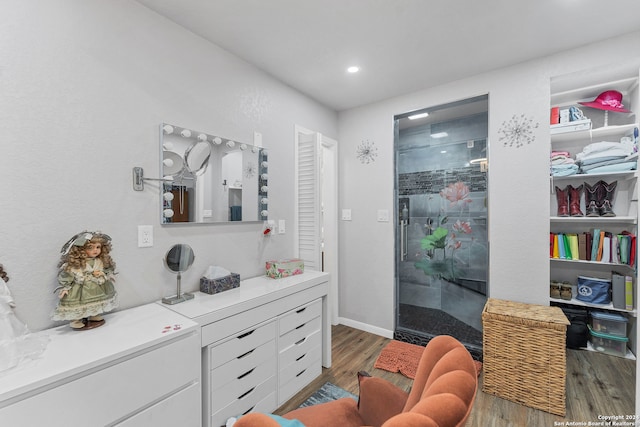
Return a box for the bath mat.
[374,340,425,379]
[374,340,483,379]
[299,382,357,408]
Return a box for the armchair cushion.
[283,397,364,427]
[380,412,440,427]
[357,375,408,427]
[232,413,294,427]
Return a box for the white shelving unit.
[549,66,639,360]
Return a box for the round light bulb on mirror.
[162,124,174,134]
[212,137,222,145]
[251,146,259,153]
[163,158,174,167]
[163,142,174,151]
[261,173,268,180]
[163,208,175,218]
[261,210,268,217]
[261,186,268,193]
[261,161,268,168]
[226,140,235,148]
[197,133,207,142]
[162,175,174,181]
[261,197,269,205]
[180,129,192,138]
[163,192,174,201]
[262,150,268,156]
[240,144,247,150]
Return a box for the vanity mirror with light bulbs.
[159,123,268,224]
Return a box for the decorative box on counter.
[200,273,240,294]
[266,258,304,279]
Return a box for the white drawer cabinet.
[207,321,278,426]
[278,299,323,405]
[163,271,331,427]
[0,303,201,427]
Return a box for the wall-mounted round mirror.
[162,243,195,305]
[184,141,212,176]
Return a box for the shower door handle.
[400,220,408,261]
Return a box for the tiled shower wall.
[398,166,487,196]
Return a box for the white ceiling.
[135,0,640,111]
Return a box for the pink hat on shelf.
[578,90,631,113]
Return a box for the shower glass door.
[394,95,488,357]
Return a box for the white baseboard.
[337,317,394,339]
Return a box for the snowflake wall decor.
[356,139,378,164]
[244,161,256,178]
[498,114,539,148]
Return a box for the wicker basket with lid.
[482,298,570,416]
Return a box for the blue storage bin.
[577,276,611,304]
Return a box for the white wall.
[0,0,337,331]
[337,31,640,336]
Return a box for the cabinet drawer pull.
[237,348,255,359]
[295,322,306,330]
[296,353,306,362]
[296,369,306,377]
[238,387,255,399]
[242,406,255,415]
[237,329,255,339]
[295,337,306,345]
[296,307,307,314]
[237,368,255,379]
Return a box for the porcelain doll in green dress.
[52,232,117,329]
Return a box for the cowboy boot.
[555,186,569,217]
[584,181,600,217]
[598,180,617,217]
[568,184,583,216]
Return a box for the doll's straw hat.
[579,90,630,113]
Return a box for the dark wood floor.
[276,324,636,426]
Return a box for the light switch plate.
[254,131,263,147]
[377,209,389,222]
[278,219,286,234]
[342,209,352,221]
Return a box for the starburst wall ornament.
[244,161,256,178]
[498,114,539,148]
[356,139,378,164]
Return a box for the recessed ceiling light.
[347,66,360,73]
[431,132,448,139]
[408,112,429,120]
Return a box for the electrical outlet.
[278,219,286,234]
[138,225,153,248]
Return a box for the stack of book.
[550,230,636,266]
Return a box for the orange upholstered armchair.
[234,335,478,427]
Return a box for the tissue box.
[200,273,240,294]
[265,259,304,279]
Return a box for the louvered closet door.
[296,131,321,271]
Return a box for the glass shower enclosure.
[394,95,488,358]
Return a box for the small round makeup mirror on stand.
[162,244,195,305]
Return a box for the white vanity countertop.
[161,270,329,325]
[0,302,199,404]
